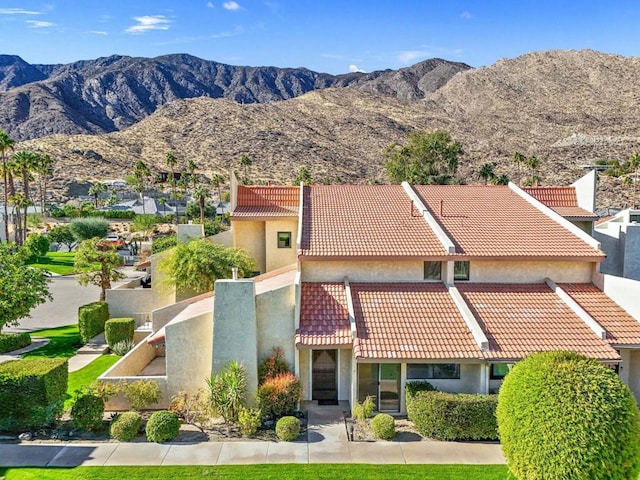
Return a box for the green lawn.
[0,465,510,480]
[65,354,120,409]
[27,252,77,275]
[21,325,82,359]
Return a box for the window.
[277,231,292,248]
[454,261,470,281]
[423,261,441,280]
[407,363,460,380]
[490,364,510,379]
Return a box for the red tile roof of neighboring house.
[523,186,598,219]
[559,283,640,345]
[299,185,447,258]
[232,186,299,217]
[457,283,620,361]
[413,185,603,259]
[350,283,482,360]
[295,283,352,347]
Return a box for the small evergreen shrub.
[123,379,162,411]
[146,410,181,443]
[371,413,396,440]
[256,372,303,418]
[405,381,437,398]
[238,407,262,436]
[24,233,50,260]
[78,301,110,344]
[152,235,177,254]
[110,411,142,441]
[353,395,375,421]
[111,339,133,356]
[275,416,300,441]
[71,392,105,431]
[0,332,31,354]
[258,346,291,384]
[105,317,135,349]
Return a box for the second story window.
[454,261,470,281]
[423,261,441,280]
[278,231,292,248]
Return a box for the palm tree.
[211,173,224,203]
[525,155,540,186]
[193,184,211,224]
[240,154,252,180]
[492,173,510,185]
[165,152,179,224]
[34,153,53,216]
[512,151,526,187]
[186,159,198,194]
[133,160,151,214]
[88,182,108,209]
[479,163,495,185]
[11,149,37,245]
[629,152,640,207]
[0,130,15,242]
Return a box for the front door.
[379,363,400,412]
[312,349,337,401]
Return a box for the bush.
[110,411,142,441]
[371,413,396,440]
[71,392,105,431]
[238,407,262,436]
[353,395,375,421]
[146,410,181,443]
[170,389,212,433]
[258,346,291,385]
[94,210,136,219]
[498,351,640,480]
[111,339,133,356]
[256,372,303,418]
[78,301,110,344]
[152,235,177,254]
[0,332,31,354]
[0,358,68,431]
[405,381,436,397]
[68,217,109,241]
[104,317,134,349]
[123,380,162,411]
[275,416,300,441]
[24,233,50,259]
[406,390,498,441]
[207,361,247,422]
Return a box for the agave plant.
[206,360,247,422]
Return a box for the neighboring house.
[594,209,640,280]
[100,197,177,216]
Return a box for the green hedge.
[78,302,110,344]
[105,318,135,349]
[406,390,498,441]
[0,332,31,353]
[94,210,136,219]
[0,357,68,431]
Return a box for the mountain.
[0,53,470,141]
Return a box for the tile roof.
[232,186,299,218]
[523,186,598,219]
[413,185,603,258]
[559,283,640,345]
[295,283,352,347]
[456,283,620,361]
[299,185,447,258]
[350,283,482,360]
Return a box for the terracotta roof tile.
[523,186,597,219]
[457,283,620,361]
[559,283,640,345]
[232,186,299,217]
[350,283,482,360]
[295,283,352,347]
[413,185,603,258]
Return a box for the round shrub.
[275,416,301,441]
[371,413,396,440]
[497,351,640,480]
[71,393,105,431]
[110,411,142,441]
[256,372,302,418]
[146,410,181,443]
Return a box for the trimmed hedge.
[0,332,31,354]
[146,410,181,443]
[0,358,68,431]
[110,411,142,441]
[406,390,498,441]
[405,380,437,396]
[78,302,110,344]
[105,317,135,349]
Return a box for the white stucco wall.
[299,349,311,401]
[470,260,595,283]
[177,224,204,242]
[301,260,426,282]
[339,349,352,401]
[265,219,298,272]
[233,221,266,274]
[106,288,173,320]
[207,228,234,247]
[594,273,640,319]
[256,283,296,370]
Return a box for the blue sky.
[0,1,639,74]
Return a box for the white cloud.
[348,64,365,73]
[207,2,214,7]
[460,11,472,20]
[126,15,171,34]
[0,8,42,15]
[397,50,427,63]
[26,20,54,28]
[87,30,108,35]
[223,1,241,11]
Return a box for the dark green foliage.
[104,317,134,349]
[275,416,301,441]
[47,225,77,251]
[0,332,31,353]
[152,235,177,254]
[51,207,135,219]
[78,301,109,344]
[405,381,436,397]
[497,351,640,480]
[207,361,247,422]
[186,201,215,219]
[256,372,303,418]
[71,392,105,431]
[0,357,68,431]
[23,233,50,259]
[68,217,109,241]
[202,217,228,237]
[258,346,291,385]
[94,210,136,219]
[406,390,498,441]
[110,411,142,441]
[146,410,181,443]
[371,413,396,440]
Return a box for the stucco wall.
[470,260,595,283]
[594,273,640,320]
[233,221,266,274]
[627,350,640,403]
[256,283,296,369]
[208,228,233,247]
[595,226,623,276]
[404,363,483,394]
[301,260,425,282]
[106,288,172,320]
[265,219,298,272]
[299,349,311,401]
[622,226,640,280]
[339,349,352,401]
[177,224,204,242]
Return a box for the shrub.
[152,235,177,254]
[258,346,291,385]
[24,233,50,259]
[110,411,142,441]
[71,392,105,431]
[68,217,109,241]
[123,379,162,411]
[353,395,375,421]
[104,317,135,349]
[170,389,211,433]
[498,351,640,480]
[111,339,133,356]
[238,407,262,436]
[0,357,68,431]
[406,390,498,441]
[275,416,300,441]
[405,381,437,398]
[207,361,247,422]
[146,410,181,443]
[0,332,31,354]
[78,301,110,344]
[371,413,396,440]
[256,372,303,418]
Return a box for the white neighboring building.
[594,209,640,281]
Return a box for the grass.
[65,354,120,409]
[0,465,510,480]
[21,324,82,359]
[27,252,77,275]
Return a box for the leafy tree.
[152,234,178,254]
[384,130,463,185]
[68,217,109,241]
[131,214,159,241]
[75,239,125,301]
[0,242,51,333]
[23,233,50,260]
[203,217,228,237]
[88,182,107,209]
[293,166,313,185]
[47,224,77,251]
[0,130,15,242]
[478,163,495,185]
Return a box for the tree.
[158,239,256,295]
[497,351,640,480]
[88,182,108,209]
[525,155,541,186]
[131,214,159,241]
[0,242,51,333]
[293,166,313,185]
[68,217,109,241]
[47,224,77,252]
[491,173,510,185]
[384,130,463,185]
[75,239,125,301]
[10,149,37,244]
[210,173,224,202]
[629,152,640,207]
[165,152,179,224]
[186,159,198,194]
[193,184,211,224]
[240,154,252,179]
[512,151,526,186]
[34,153,53,216]
[478,163,495,185]
[0,130,15,242]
